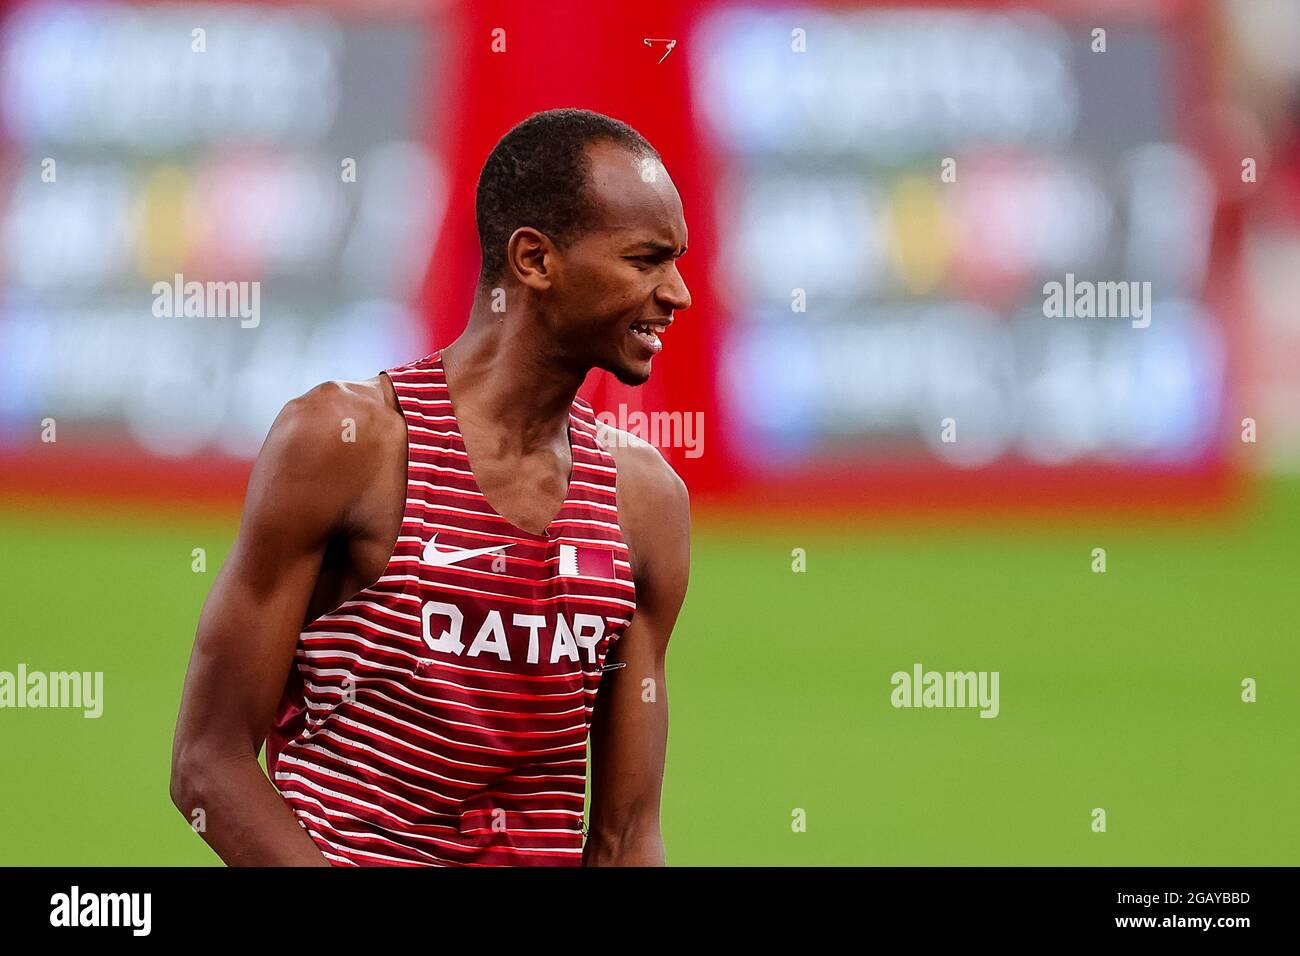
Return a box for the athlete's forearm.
[582,822,666,866]
[171,748,331,867]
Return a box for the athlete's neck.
[441,307,585,455]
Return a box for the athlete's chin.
[609,359,652,387]
[594,346,653,386]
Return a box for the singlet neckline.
[433,350,579,543]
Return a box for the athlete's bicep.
[585,440,689,864]
[175,388,358,762]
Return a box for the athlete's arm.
[169,383,373,866]
[583,431,690,866]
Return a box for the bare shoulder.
[595,424,689,512]
[595,424,690,584]
[256,375,404,494]
[286,375,400,427]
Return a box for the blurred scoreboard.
[0,1,442,462]
[0,0,1236,513]
[690,5,1227,481]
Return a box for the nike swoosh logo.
[421,535,511,568]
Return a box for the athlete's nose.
[656,262,692,313]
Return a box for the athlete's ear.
[506,226,556,291]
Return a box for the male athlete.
[170,109,691,866]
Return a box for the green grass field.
[2,480,1297,865]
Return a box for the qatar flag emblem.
[558,543,615,579]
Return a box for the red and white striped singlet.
[267,350,637,866]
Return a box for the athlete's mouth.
[629,319,671,353]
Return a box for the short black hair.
[475,108,660,285]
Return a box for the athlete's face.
[549,142,691,386]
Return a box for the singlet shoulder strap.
[384,350,442,379]
[569,396,614,462]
